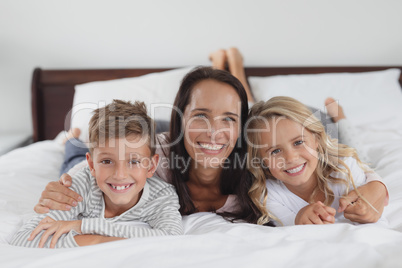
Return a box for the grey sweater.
[10,167,183,248]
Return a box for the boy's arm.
[74,234,125,246]
[10,170,89,248]
[10,206,83,248]
[81,188,183,238]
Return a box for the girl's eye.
[101,160,112,164]
[294,140,304,146]
[271,149,281,156]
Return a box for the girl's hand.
[295,201,336,225]
[28,216,82,248]
[34,173,83,214]
[338,181,387,223]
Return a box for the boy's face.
[87,135,158,216]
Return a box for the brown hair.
[88,99,155,155]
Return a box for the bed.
[1,66,402,268]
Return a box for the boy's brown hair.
[88,99,155,155]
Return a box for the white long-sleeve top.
[10,166,183,248]
[266,157,387,226]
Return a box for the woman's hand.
[28,216,82,248]
[34,173,83,214]
[338,181,387,223]
[295,201,336,225]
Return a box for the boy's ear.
[146,154,159,178]
[86,152,96,177]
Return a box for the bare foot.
[209,49,227,70]
[226,47,254,102]
[63,128,81,144]
[325,97,346,123]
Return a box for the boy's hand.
[295,201,336,225]
[34,173,83,214]
[338,181,387,223]
[28,216,82,248]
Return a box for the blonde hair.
[88,99,155,155]
[247,96,371,225]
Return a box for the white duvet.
[1,121,402,268]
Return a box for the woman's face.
[183,79,241,169]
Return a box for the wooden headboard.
[32,66,402,142]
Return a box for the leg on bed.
[60,129,88,175]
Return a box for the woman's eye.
[194,113,207,119]
[223,117,236,122]
[271,149,281,156]
[294,140,304,146]
[101,160,112,164]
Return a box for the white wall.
[1,0,402,135]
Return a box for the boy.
[10,100,183,248]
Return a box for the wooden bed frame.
[31,66,402,142]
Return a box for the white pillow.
[248,68,402,129]
[70,66,195,142]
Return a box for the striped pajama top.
[10,166,183,248]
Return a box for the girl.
[246,96,387,226]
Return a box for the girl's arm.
[266,200,297,226]
[338,158,388,223]
[295,202,336,225]
[339,181,387,223]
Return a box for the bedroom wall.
[1,0,402,137]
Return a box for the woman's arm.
[34,172,84,214]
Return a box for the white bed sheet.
[1,121,402,267]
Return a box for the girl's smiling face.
[182,79,241,169]
[259,117,319,195]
